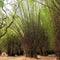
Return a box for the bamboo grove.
[0,0,60,60]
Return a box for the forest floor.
[0,55,57,60]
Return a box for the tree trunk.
[24,49,37,58]
[56,43,60,60]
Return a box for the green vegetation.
[0,0,60,60]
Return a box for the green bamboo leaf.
[0,0,4,7]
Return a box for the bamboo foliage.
[11,0,48,57]
[46,0,60,60]
[0,0,58,58]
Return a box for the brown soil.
[0,55,57,60]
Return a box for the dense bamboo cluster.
[0,0,60,60]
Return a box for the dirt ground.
[0,55,57,60]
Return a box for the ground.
[0,55,57,60]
